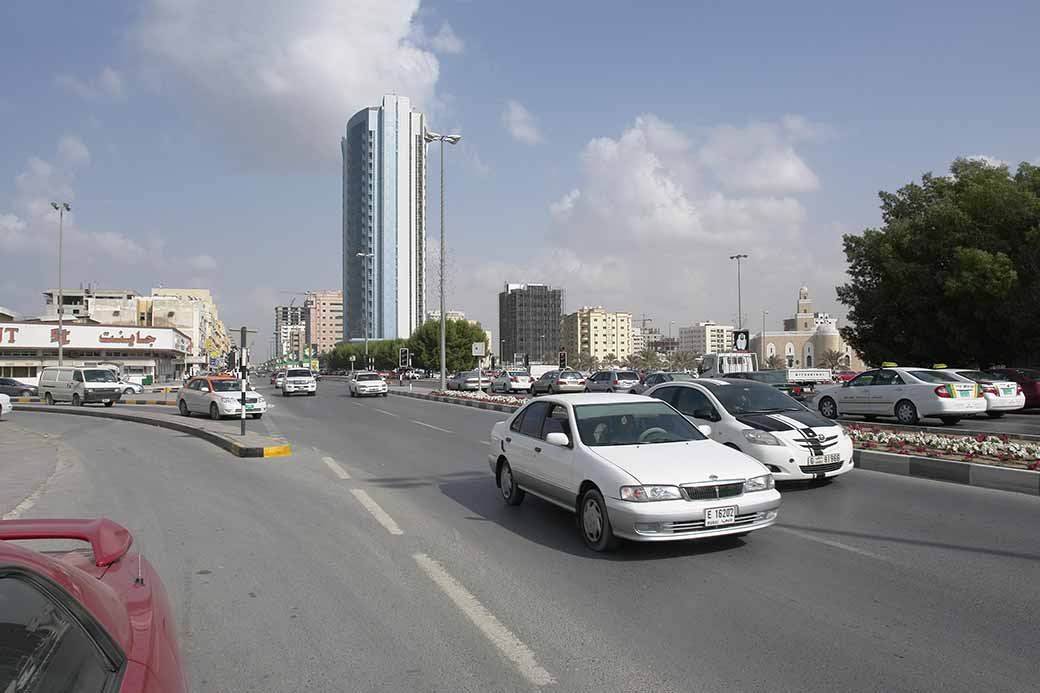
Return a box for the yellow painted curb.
[263,444,292,457]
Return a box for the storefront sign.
[0,323,190,354]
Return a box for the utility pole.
[761,310,769,369]
[424,130,462,390]
[238,326,257,437]
[729,254,749,329]
[50,202,71,366]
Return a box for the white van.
[38,366,124,407]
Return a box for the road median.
[13,403,291,458]
[390,388,520,413]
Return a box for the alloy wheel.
[582,498,603,543]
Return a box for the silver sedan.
[488,393,781,551]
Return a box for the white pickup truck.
[699,353,831,384]
[781,368,833,384]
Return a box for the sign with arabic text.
[0,323,190,354]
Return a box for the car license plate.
[808,453,841,466]
[246,404,257,410]
[705,506,737,527]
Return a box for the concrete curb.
[389,389,520,413]
[853,449,1039,496]
[13,404,291,459]
[11,397,175,406]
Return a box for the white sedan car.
[0,393,11,419]
[349,372,388,397]
[118,379,145,396]
[645,379,854,481]
[490,369,533,393]
[811,366,986,426]
[488,393,781,552]
[938,368,1024,418]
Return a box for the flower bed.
[429,390,525,407]
[845,424,1040,470]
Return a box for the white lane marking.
[479,440,490,445]
[322,456,351,480]
[775,526,893,564]
[413,553,556,687]
[410,420,453,434]
[374,408,400,418]
[350,489,403,535]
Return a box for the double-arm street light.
[355,252,375,369]
[424,130,462,390]
[729,253,749,330]
[51,202,71,366]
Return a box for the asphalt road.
[5,381,1040,692]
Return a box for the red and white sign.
[0,323,190,354]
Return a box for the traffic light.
[226,348,238,371]
[399,347,409,369]
[558,351,567,369]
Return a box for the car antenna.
[134,554,145,586]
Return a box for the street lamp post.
[50,202,71,366]
[424,130,462,390]
[729,254,749,329]
[761,310,768,369]
[355,252,375,369]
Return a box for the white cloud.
[502,100,542,145]
[57,136,91,167]
[133,0,444,170]
[447,114,835,331]
[431,22,464,54]
[56,67,124,100]
[187,254,218,272]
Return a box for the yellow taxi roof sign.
[932,363,948,369]
[881,361,898,367]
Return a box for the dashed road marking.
[349,489,403,535]
[479,440,490,445]
[322,456,351,479]
[413,553,556,687]
[374,408,400,418]
[775,526,893,564]
[411,420,453,434]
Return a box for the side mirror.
[697,424,712,437]
[841,381,850,388]
[200,386,210,393]
[545,431,570,447]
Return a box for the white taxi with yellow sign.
[811,364,986,426]
[936,367,1025,418]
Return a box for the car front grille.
[800,461,843,474]
[682,482,744,500]
[660,512,761,534]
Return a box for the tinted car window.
[519,402,550,437]
[848,371,876,387]
[711,382,803,415]
[616,371,638,380]
[874,370,904,386]
[509,408,527,432]
[573,402,706,446]
[906,370,958,384]
[0,575,113,691]
[673,387,719,420]
[542,404,572,441]
[649,386,679,406]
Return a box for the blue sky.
[2,0,1038,351]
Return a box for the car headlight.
[742,429,783,446]
[619,485,682,502]
[744,474,775,492]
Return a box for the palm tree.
[765,354,785,370]
[668,351,700,372]
[819,349,845,370]
[639,347,662,371]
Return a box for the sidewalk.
[0,422,63,518]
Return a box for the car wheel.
[818,397,838,419]
[382,392,388,397]
[104,401,115,407]
[940,417,961,426]
[45,392,54,405]
[607,387,615,393]
[123,387,134,395]
[20,390,32,398]
[251,413,263,419]
[178,400,190,417]
[308,391,316,396]
[72,393,81,407]
[210,403,221,420]
[499,461,525,506]
[895,399,919,425]
[986,411,1005,419]
[580,488,620,552]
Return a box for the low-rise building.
[0,321,191,384]
[750,286,865,370]
[426,309,466,323]
[678,321,733,355]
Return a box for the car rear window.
[507,371,529,377]
[560,371,583,379]
[907,370,957,384]
[617,371,638,380]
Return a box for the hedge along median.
[13,404,291,459]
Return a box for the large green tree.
[407,319,489,373]
[838,159,1040,367]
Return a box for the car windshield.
[907,370,959,384]
[711,383,802,414]
[210,379,242,392]
[356,373,381,381]
[287,369,311,378]
[573,402,706,446]
[83,369,118,383]
[616,371,638,380]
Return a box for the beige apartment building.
[305,290,343,355]
[678,321,733,355]
[561,307,633,362]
